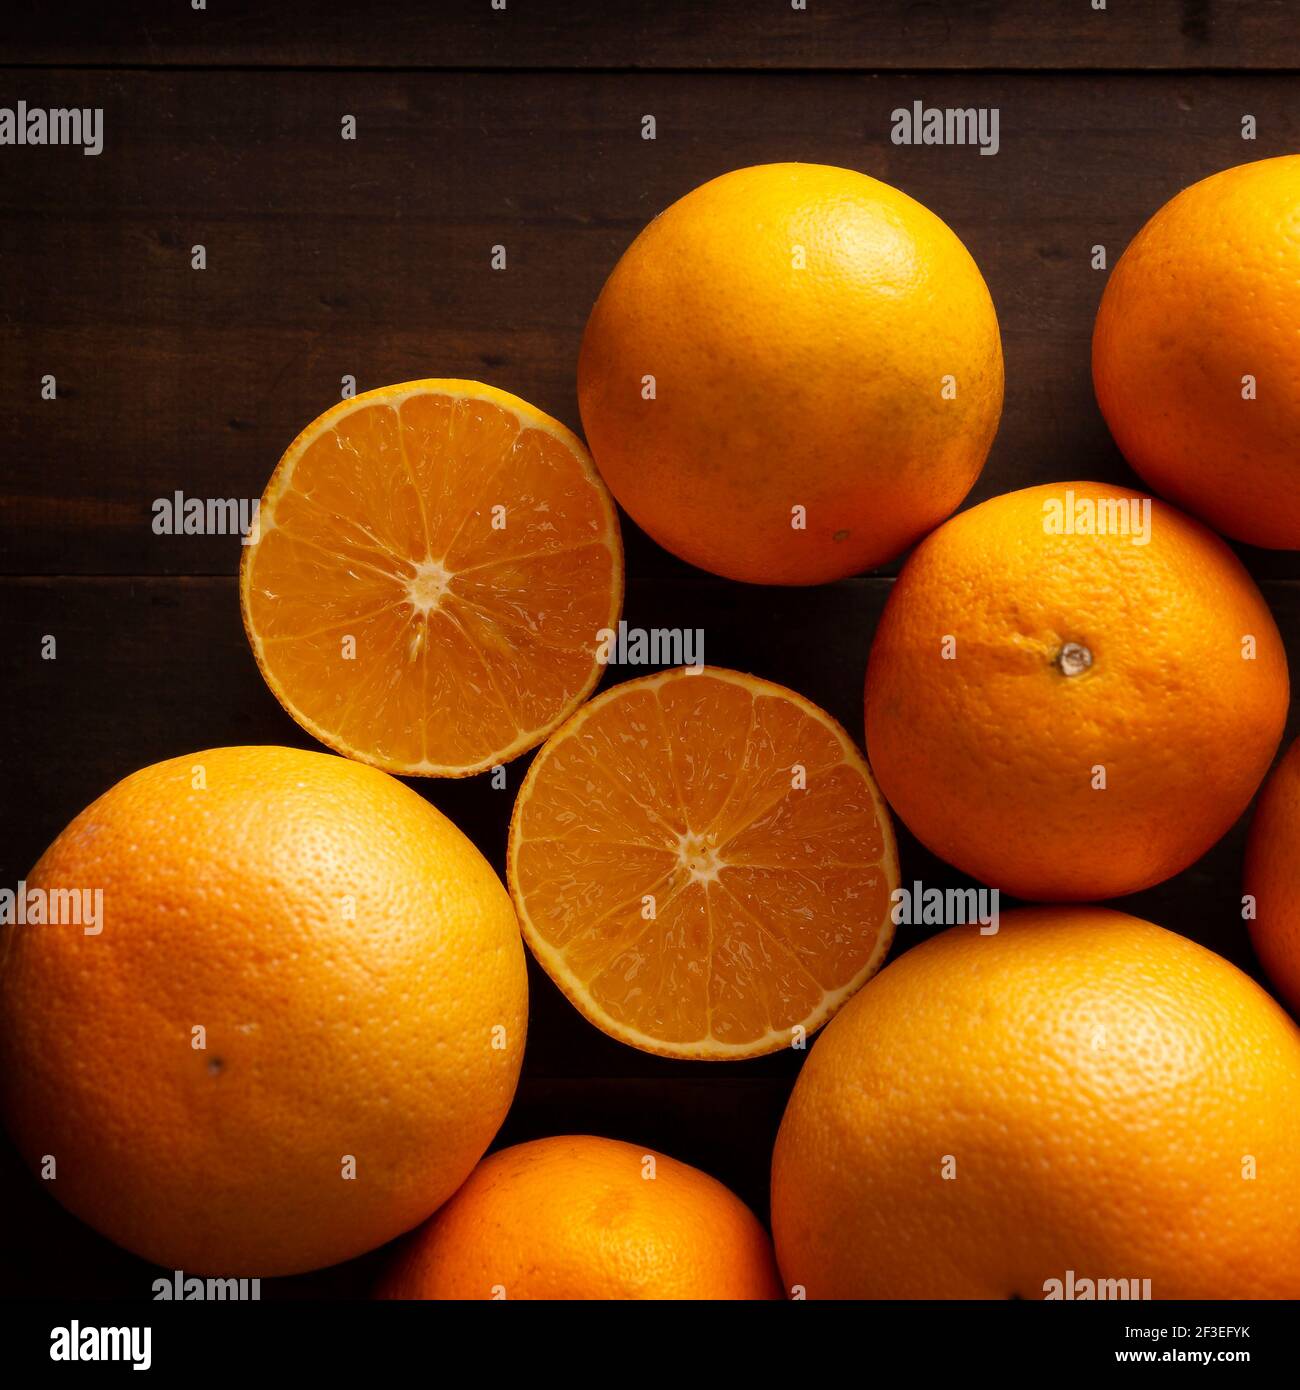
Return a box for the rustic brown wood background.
[3,0,1299,1298]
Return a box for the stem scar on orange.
[240,380,623,777]
[507,667,899,1059]
[865,481,1288,901]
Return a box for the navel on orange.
[507,667,899,1059]
[241,380,623,776]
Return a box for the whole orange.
[0,746,527,1276]
[772,907,1300,1299]
[376,1135,783,1300]
[1093,155,1300,548]
[865,480,1288,901]
[1245,735,1300,1014]
[578,162,1003,585]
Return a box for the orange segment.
[240,380,623,776]
[507,667,899,1059]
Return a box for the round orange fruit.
[241,379,622,777]
[772,906,1300,1299]
[0,746,528,1276]
[376,1135,783,1300]
[1245,735,1300,1014]
[578,162,1003,585]
[1093,155,1300,549]
[508,667,899,1059]
[865,480,1288,901]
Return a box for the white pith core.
[405,558,452,614]
[678,830,724,884]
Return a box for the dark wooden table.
[3,1,1299,1299]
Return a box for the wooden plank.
[3,572,1294,988]
[6,0,1300,71]
[3,68,1299,579]
[4,38,1300,1302]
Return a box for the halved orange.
[241,381,623,776]
[507,667,899,1059]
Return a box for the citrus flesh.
[0,746,528,1276]
[508,667,898,1059]
[241,380,623,776]
[376,1135,783,1300]
[772,907,1300,1299]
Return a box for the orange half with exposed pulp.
[241,380,623,776]
[507,667,899,1059]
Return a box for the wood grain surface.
[2,1,1297,1299]
[3,68,1299,577]
[7,0,1300,70]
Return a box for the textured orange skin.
[578,162,1004,585]
[865,481,1288,901]
[1093,155,1300,549]
[0,746,527,1277]
[376,1135,782,1300]
[1245,736,1300,1014]
[772,907,1300,1300]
